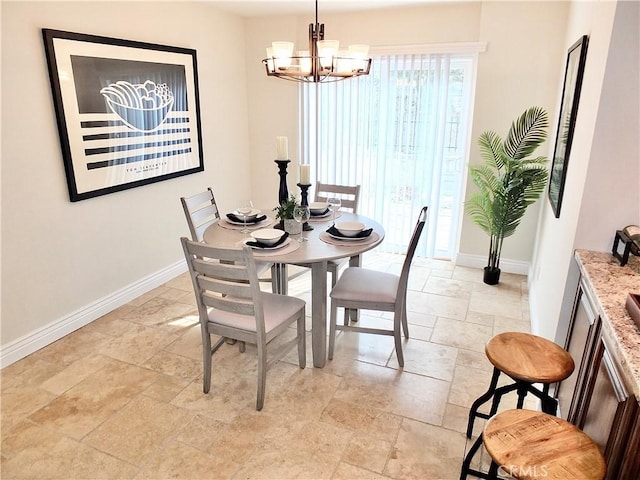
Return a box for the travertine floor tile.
[469,291,523,319]
[84,395,193,465]
[431,318,493,353]
[332,462,393,479]
[135,440,240,479]
[1,420,138,479]
[387,339,457,381]
[384,419,467,480]
[406,291,469,321]
[28,360,162,439]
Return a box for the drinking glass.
[327,197,342,225]
[237,200,253,234]
[293,205,310,242]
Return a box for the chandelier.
[262,0,372,83]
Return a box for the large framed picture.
[548,35,588,218]
[43,29,204,201]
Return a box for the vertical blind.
[300,47,480,258]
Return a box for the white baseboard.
[0,260,188,369]
[454,253,530,276]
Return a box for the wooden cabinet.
[556,279,601,422]
[558,274,640,479]
[578,336,638,478]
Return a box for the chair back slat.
[201,289,256,316]
[315,182,361,213]
[181,187,220,241]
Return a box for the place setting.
[218,206,274,231]
[307,200,342,222]
[319,221,379,246]
[240,228,301,256]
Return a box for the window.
[300,45,482,258]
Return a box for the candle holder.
[274,160,290,205]
[297,183,314,231]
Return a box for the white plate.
[328,232,371,242]
[243,237,291,250]
[226,216,268,226]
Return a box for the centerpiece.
[274,195,302,235]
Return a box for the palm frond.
[503,106,548,160]
[478,131,505,169]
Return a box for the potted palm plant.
[465,106,549,285]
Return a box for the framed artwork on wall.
[42,29,204,201]
[548,35,589,218]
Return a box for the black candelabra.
[274,160,290,205]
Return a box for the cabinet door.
[579,336,636,479]
[618,407,640,480]
[556,281,601,422]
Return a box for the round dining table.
[203,210,385,368]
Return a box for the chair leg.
[328,301,338,360]
[256,341,267,411]
[202,332,212,394]
[394,312,404,367]
[401,303,409,339]
[297,313,306,369]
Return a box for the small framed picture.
[43,29,204,201]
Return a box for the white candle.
[276,136,288,160]
[300,164,310,184]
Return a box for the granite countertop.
[575,249,640,399]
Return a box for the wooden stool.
[461,409,606,479]
[466,332,575,439]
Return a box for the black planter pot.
[483,267,501,285]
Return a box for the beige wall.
[459,1,569,265]
[530,0,640,340]
[1,1,252,356]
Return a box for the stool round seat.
[485,332,575,384]
[484,409,606,480]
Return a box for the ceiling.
[209,0,448,18]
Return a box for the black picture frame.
[42,29,204,201]
[548,35,588,218]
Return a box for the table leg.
[311,261,328,368]
[272,263,288,295]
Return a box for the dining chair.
[293,182,362,288]
[181,237,306,411]
[180,187,220,242]
[180,187,277,292]
[328,206,428,367]
[314,181,361,214]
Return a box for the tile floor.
[1,252,533,479]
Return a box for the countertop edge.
[574,249,640,399]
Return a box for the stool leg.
[487,461,499,480]
[540,383,558,415]
[466,368,501,439]
[516,381,528,409]
[460,434,483,480]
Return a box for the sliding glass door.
[300,48,479,259]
